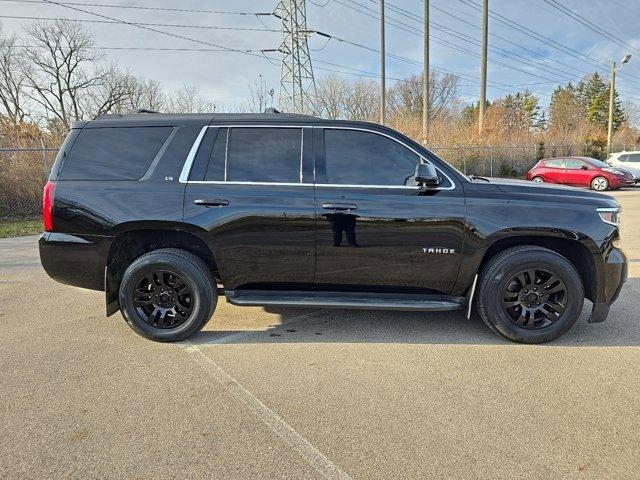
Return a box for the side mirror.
[415,163,440,187]
[580,165,589,170]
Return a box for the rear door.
[312,127,465,295]
[183,125,316,291]
[542,158,565,183]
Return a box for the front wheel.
[591,176,609,191]
[119,248,217,342]
[476,246,584,343]
[532,176,544,183]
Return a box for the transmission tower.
[274,0,317,114]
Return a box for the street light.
[607,54,632,157]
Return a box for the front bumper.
[588,247,628,323]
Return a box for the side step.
[225,290,463,312]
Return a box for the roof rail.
[132,108,160,114]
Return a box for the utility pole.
[478,0,488,133]
[380,0,386,124]
[422,0,429,140]
[607,61,616,157]
[273,0,317,114]
[607,54,631,157]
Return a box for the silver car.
[607,151,640,183]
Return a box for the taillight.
[42,181,55,232]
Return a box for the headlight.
[597,207,621,226]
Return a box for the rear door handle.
[321,202,357,211]
[194,198,229,207]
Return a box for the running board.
[225,290,464,312]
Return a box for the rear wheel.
[532,176,544,183]
[119,248,216,342]
[591,176,608,191]
[476,246,584,343]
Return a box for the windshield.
[587,158,609,168]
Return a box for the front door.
[313,127,466,295]
[183,126,316,290]
[562,158,591,187]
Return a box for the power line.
[0,0,261,15]
[358,0,585,84]
[39,0,273,58]
[0,14,279,32]
[377,0,591,81]
[541,0,640,57]
[329,0,557,94]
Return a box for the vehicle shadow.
[190,277,640,348]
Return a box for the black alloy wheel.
[501,268,567,329]
[133,270,193,329]
[119,248,217,342]
[476,245,584,343]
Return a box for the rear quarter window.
[59,126,172,180]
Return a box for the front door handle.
[322,202,357,211]
[194,198,229,207]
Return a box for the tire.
[476,246,584,344]
[532,176,544,183]
[591,176,609,191]
[119,248,217,342]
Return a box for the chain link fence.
[0,147,57,237]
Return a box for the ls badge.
[422,247,456,254]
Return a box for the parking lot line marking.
[185,343,351,480]
[192,310,329,346]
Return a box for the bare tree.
[246,75,275,113]
[167,84,218,113]
[315,74,347,119]
[388,71,459,119]
[20,20,106,127]
[0,26,29,124]
[344,79,379,121]
[88,65,139,117]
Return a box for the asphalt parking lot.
[2,189,640,480]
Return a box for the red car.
[526,156,635,191]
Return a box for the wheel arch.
[105,228,217,316]
[476,235,597,302]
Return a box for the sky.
[2,0,640,110]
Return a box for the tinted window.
[564,159,584,169]
[60,126,171,180]
[627,153,640,163]
[226,128,301,183]
[204,128,227,181]
[617,154,629,162]
[323,129,419,185]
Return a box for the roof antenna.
[263,107,281,114]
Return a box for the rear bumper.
[39,232,111,291]
[589,247,628,323]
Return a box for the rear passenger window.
[545,159,563,168]
[226,128,301,183]
[628,154,640,163]
[60,127,171,180]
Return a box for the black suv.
[39,112,627,343]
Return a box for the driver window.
[323,129,422,186]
